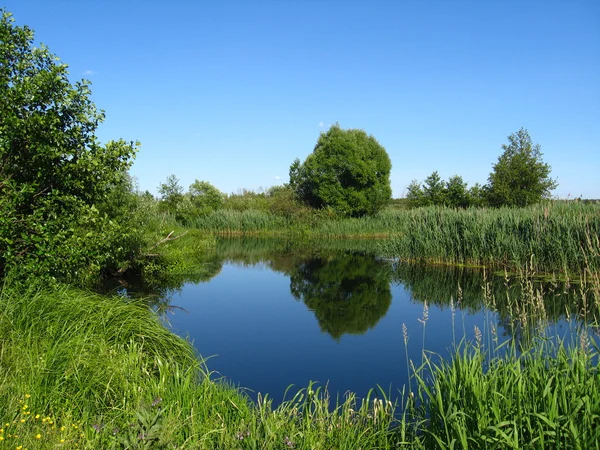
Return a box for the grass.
[188,208,406,238]
[2,262,600,448]
[182,202,600,274]
[380,201,600,274]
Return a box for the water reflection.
[133,237,598,405]
[289,255,392,339]
[109,237,597,342]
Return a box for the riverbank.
[1,277,598,449]
[179,201,600,275]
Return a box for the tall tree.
[487,128,557,207]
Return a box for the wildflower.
[284,436,296,448]
[151,397,162,408]
[0,436,3,441]
[35,434,41,439]
[35,415,40,420]
[25,394,31,399]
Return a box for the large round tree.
[289,125,392,217]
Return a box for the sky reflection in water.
[165,239,587,406]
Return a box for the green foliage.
[407,172,479,209]
[423,171,446,206]
[157,174,184,215]
[289,254,393,339]
[487,128,558,207]
[0,10,138,284]
[290,125,392,217]
[188,179,224,215]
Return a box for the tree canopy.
[289,125,392,217]
[0,10,138,283]
[487,128,557,207]
[405,128,557,209]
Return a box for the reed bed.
[190,208,406,238]
[381,202,600,273]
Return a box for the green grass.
[189,208,406,238]
[381,202,600,274]
[183,202,600,274]
[1,267,599,448]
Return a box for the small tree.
[405,180,426,208]
[157,174,184,214]
[487,128,557,207]
[289,125,392,217]
[445,175,469,208]
[423,171,446,206]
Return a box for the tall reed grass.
[381,202,600,273]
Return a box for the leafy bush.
[289,125,392,217]
[0,10,139,284]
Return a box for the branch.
[147,230,188,252]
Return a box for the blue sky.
[4,0,599,198]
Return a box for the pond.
[149,238,595,406]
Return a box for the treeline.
[406,128,558,209]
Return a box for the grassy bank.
[187,208,405,238]
[1,279,599,449]
[183,202,600,274]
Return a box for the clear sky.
[3,0,599,198]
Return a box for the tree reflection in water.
[289,254,392,340]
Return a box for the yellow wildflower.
[25,394,31,399]
[35,434,41,439]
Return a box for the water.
[153,238,592,405]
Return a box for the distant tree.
[188,180,224,215]
[289,125,392,217]
[487,128,557,207]
[0,10,139,283]
[423,171,446,206]
[406,179,426,208]
[467,183,487,208]
[445,175,469,208]
[158,174,184,214]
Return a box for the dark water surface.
[159,238,590,405]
